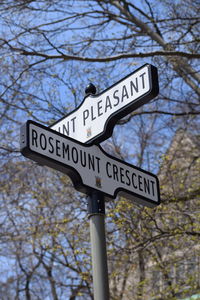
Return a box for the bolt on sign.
[50,64,159,144]
[21,121,160,208]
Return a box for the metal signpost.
[50,64,158,144]
[20,64,160,300]
[87,191,109,300]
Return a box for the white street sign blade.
[50,64,159,144]
[21,121,160,207]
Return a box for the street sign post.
[50,64,159,144]
[21,65,160,300]
[21,120,160,208]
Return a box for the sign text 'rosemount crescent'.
[20,121,160,207]
[50,64,159,144]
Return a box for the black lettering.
[62,143,70,160]
[106,162,112,178]
[125,170,131,186]
[121,85,129,102]
[132,173,138,189]
[56,139,61,157]
[71,117,76,133]
[97,100,103,117]
[105,95,112,112]
[95,157,101,173]
[48,137,54,154]
[113,164,119,181]
[40,133,47,150]
[151,180,155,196]
[80,150,86,167]
[88,154,95,171]
[140,72,146,89]
[72,147,78,163]
[138,175,143,191]
[113,89,120,107]
[63,123,69,135]
[144,178,150,194]
[91,106,96,121]
[120,167,125,184]
[32,129,38,147]
[130,77,138,94]
[83,109,89,126]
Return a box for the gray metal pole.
[85,83,109,299]
[88,191,109,300]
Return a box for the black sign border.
[21,121,160,207]
[50,63,159,145]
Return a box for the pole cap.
[85,83,97,95]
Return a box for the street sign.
[50,64,159,144]
[21,121,160,207]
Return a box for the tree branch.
[8,45,200,61]
[118,110,200,125]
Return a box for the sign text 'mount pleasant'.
[50,64,159,144]
[21,121,160,207]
